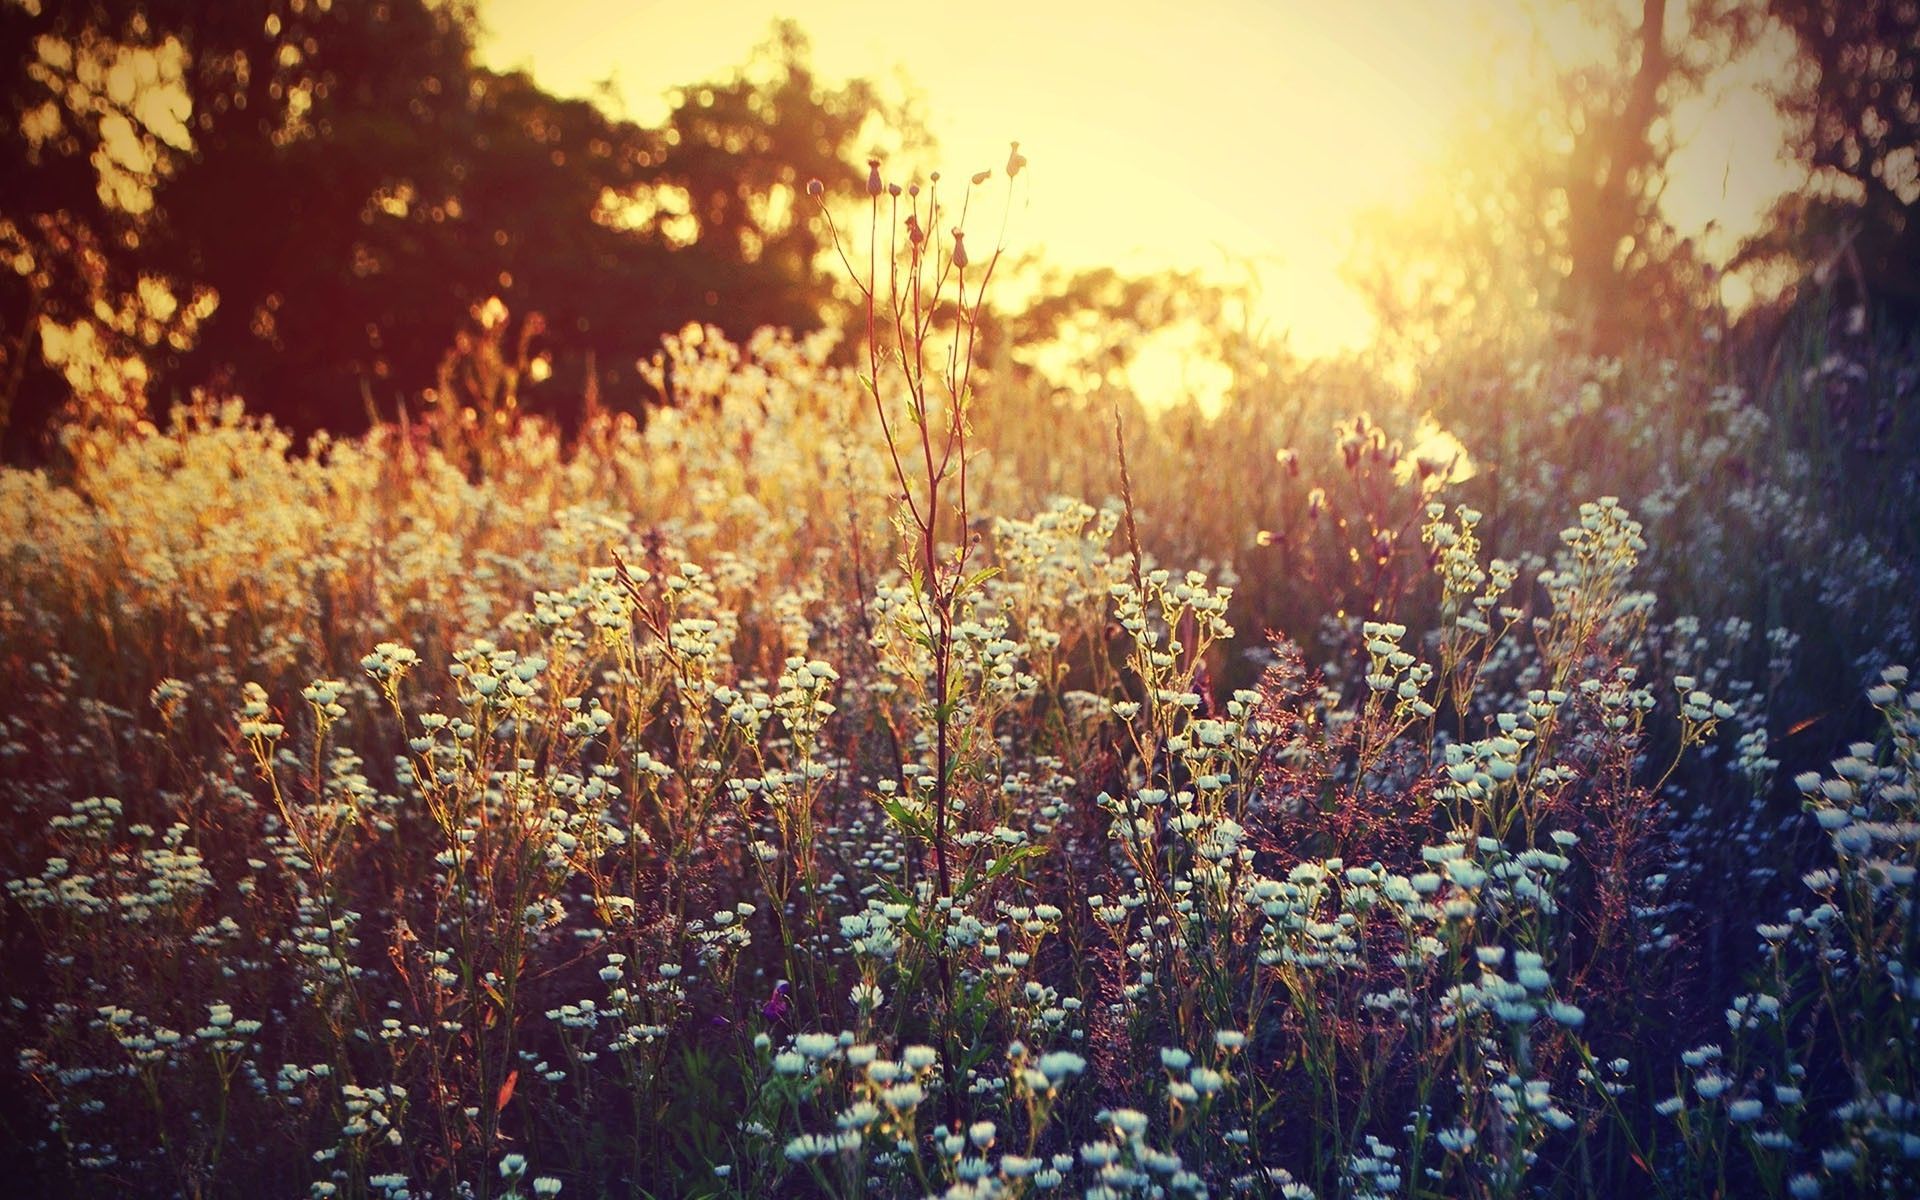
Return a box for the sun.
[478,0,1797,371]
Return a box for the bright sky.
[477,0,1802,370]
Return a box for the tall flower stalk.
[808,144,1024,1128]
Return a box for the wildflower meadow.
[2,137,1917,1200]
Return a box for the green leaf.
[878,794,932,842]
[958,842,1048,900]
[959,565,1002,596]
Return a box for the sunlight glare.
[478,0,1796,368]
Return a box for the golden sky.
[477,0,1802,368]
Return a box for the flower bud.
[867,159,883,197]
[805,178,823,198]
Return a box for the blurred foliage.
[0,3,914,450]
[1350,0,1767,364]
[1734,0,1920,322]
[0,0,1915,462]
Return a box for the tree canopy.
[1,1,1913,456]
[0,2,911,452]
[1350,0,1917,363]
[1736,0,1920,321]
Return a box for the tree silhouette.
[0,5,911,453]
[1349,0,1759,360]
[1737,0,1920,323]
[1553,0,1760,352]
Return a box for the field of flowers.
[2,171,1918,1200]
